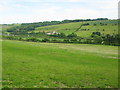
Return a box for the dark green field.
[2,40,118,88]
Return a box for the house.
[46,31,58,35]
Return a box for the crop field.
[2,40,118,88]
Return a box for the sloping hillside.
[30,20,118,37]
[2,19,119,46]
[34,22,83,35]
[75,20,118,37]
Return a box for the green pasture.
[32,20,118,37]
[2,24,21,31]
[34,22,83,35]
[2,40,118,88]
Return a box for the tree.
[70,38,77,43]
[42,38,50,42]
[91,32,101,37]
[58,33,66,38]
[93,35,102,44]
[64,39,70,43]
[67,33,77,38]
[93,24,97,26]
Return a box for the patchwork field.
[2,40,118,88]
[33,20,118,37]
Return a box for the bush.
[70,39,77,43]
[42,38,50,42]
[63,39,70,43]
[67,33,77,38]
[25,37,40,42]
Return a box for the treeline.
[6,18,108,34]
[3,32,120,46]
[47,32,120,46]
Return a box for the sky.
[0,0,119,24]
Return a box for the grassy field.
[2,40,118,88]
[2,24,21,31]
[34,22,83,35]
[76,20,118,37]
[32,20,118,37]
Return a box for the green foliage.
[63,39,70,43]
[25,38,40,42]
[50,33,66,38]
[91,32,101,37]
[92,35,102,44]
[42,38,50,42]
[82,23,90,26]
[58,33,66,38]
[67,33,77,38]
[3,32,120,46]
[102,34,120,45]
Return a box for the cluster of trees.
[112,24,117,26]
[62,18,108,23]
[100,23,107,26]
[93,23,108,26]
[49,33,78,39]
[3,32,120,46]
[91,32,120,45]
[81,29,90,31]
[82,23,90,26]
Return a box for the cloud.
[0,0,118,24]
[97,0,118,9]
[14,4,28,8]
[118,1,120,19]
[0,7,100,24]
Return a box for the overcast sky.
[0,0,119,24]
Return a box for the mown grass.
[2,40,118,88]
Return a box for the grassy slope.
[34,22,83,35]
[2,24,21,35]
[2,24,21,31]
[3,40,118,88]
[33,20,118,37]
[76,20,118,37]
